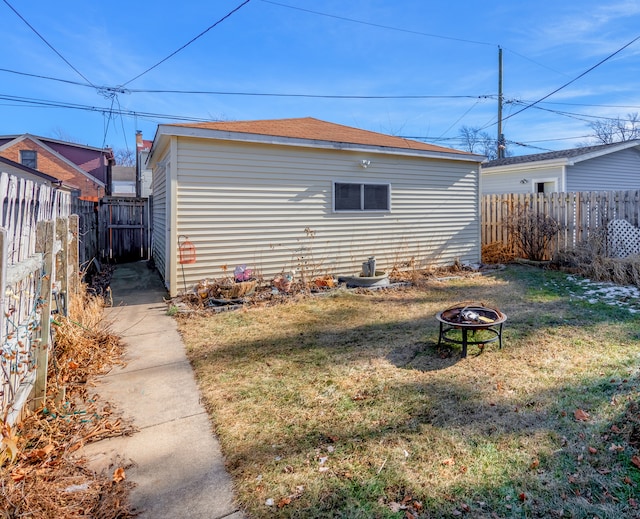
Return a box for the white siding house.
[111,166,136,196]
[0,156,62,187]
[148,118,484,296]
[136,131,153,198]
[481,140,640,194]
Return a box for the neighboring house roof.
[136,130,153,153]
[112,165,136,182]
[483,140,640,169]
[161,117,483,161]
[44,140,112,183]
[0,134,113,184]
[0,134,114,200]
[137,139,152,152]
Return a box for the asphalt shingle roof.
[484,141,640,168]
[170,117,473,156]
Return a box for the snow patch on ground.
[548,275,640,314]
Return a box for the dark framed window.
[20,150,37,169]
[334,182,390,212]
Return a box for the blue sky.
[2,0,639,159]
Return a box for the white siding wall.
[481,165,563,194]
[0,164,54,186]
[139,150,153,198]
[151,155,168,282]
[567,148,640,191]
[168,138,480,295]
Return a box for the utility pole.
[497,46,505,159]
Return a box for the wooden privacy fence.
[72,197,98,267]
[1,172,79,426]
[99,197,149,262]
[482,190,640,259]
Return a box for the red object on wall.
[178,236,196,264]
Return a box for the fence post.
[0,229,6,343]
[98,200,108,261]
[55,217,69,316]
[68,215,80,297]
[32,220,55,409]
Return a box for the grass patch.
[177,265,640,518]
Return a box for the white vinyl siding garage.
[149,120,483,296]
[150,153,168,281]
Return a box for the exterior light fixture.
[360,159,371,168]
[520,178,528,184]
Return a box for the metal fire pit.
[436,303,507,358]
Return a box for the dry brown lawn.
[178,265,640,518]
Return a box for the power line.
[503,48,570,78]
[0,93,212,122]
[0,92,491,125]
[115,96,131,156]
[405,134,598,154]
[0,67,93,88]
[514,101,636,123]
[0,67,131,99]
[524,135,593,143]
[499,34,640,124]
[529,99,640,110]
[261,0,578,89]
[0,91,610,152]
[0,68,495,100]
[261,0,497,47]
[101,96,116,149]
[437,99,483,139]
[125,89,492,100]
[1,0,96,88]
[506,139,553,152]
[121,0,252,87]
[9,0,632,148]
[6,57,638,112]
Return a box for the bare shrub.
[507,210,560,261]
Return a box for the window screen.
[334,182,390,212]
[364,184,388,210]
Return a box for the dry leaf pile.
[1,286,137,519]
[482,241,516,264]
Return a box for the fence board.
[69,215,79,296]
[481,189,640,260]
[98,197,149,262]
[71,198,98,267]
[32,220,55,409]
[0,230,5,360]
[0,172,75,424]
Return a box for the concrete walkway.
[80,261,244,519]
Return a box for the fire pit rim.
[436,302,507,329]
